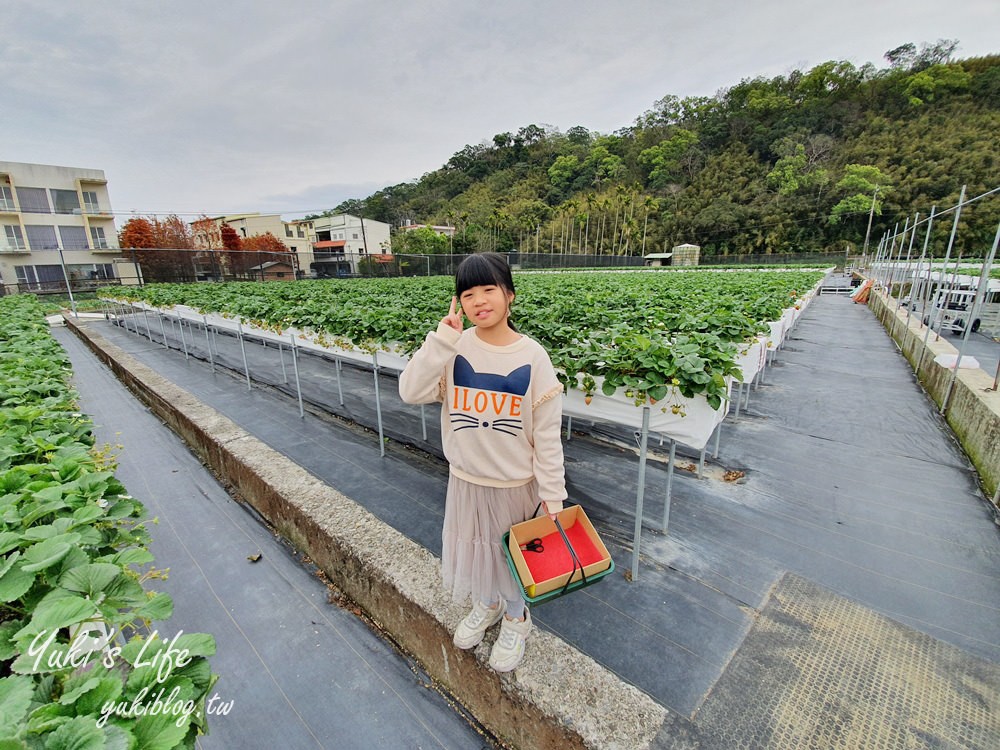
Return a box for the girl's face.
[459,283,514,331]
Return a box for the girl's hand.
[442,296,463,333]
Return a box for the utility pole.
[861,186,879,264]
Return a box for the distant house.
[249,260,295,281]
[643,253,674,267]
[399,223,455,238]
[310,214,391,277]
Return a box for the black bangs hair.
[454,252,515,297]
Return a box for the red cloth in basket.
[521,522,603,583]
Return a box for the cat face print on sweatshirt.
[450,355,529,437]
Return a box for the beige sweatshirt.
[398,323,567,510]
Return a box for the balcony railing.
[0,243,30,254]
[2,205,113,216]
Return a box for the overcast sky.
[5,1,996,222]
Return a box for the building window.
[25,225,59,250]
[90,226,109,249]
[285,227,293,237]
[16,187,50,214]
[15,265,39,287]
[297,229,304,238]
[52,190,82,214]
[58,226,89,250]
[0,186,14,211]
[4,225,25,249]
[82,191,100,213]
[352,233,358,239]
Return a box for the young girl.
[399,253,567,672]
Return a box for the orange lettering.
[461,388,473,411]
[473,391,488,413]
[510,396,522,417]
[490,392,508,414]
[452,387,460,410]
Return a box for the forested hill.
[325,42,1000,258]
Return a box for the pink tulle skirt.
[441,474,539,606]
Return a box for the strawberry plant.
[109,268,823,408]
[0,296,219,748]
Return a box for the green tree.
[548,155,580,194]
[829,165,890,226]
[639,129,699,189]
[903,63,972,105]
[392,226,449,255]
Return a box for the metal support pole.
[420,403,428,441]
[290,333,304,418]
[630,406,651,581]
[713,420,722,459]
[733,382,743,419]
[178,316,189,360]
[157,312,168,349]
[121,302,133,334]
[125,302,136,334]
[203,316,215,373]
[887,217,908,301]
[335,358,344,406]
[141,306,153,342]
[942,219,1000,414]
[907,207,936,329]
[278,342,288,384]
[237,322,251,391]
[373,352,386,458]
[894,214,919,314]
[924,185,967,345]
[210,323,219,360]
[56,246,78,318]
[698,445,706,477]
[662,439,676,533]
[565,415,573,441]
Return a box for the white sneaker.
[489,609,532,672]
[453,601,504,649]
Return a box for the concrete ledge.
[64,315,669,750]
[867,291,1000,503]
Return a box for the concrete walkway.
[55,287,1000,749]
[52,325,495,750]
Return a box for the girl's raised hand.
[442,296,463,332]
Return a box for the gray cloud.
[5,0,996,220]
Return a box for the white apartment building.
[0,161,121,293]
[310,214,391,277]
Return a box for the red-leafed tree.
[220,223,256,278]
[119,215,195,282]
[242,232,287,253]
[220,223,243,250]
[119,217,156,248]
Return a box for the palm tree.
[584,192,597,253]
[596,198,609,255]
[640,196,659,255]
[563,199,579,254]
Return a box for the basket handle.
[553,517,588,594]
[532,503,588,594]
